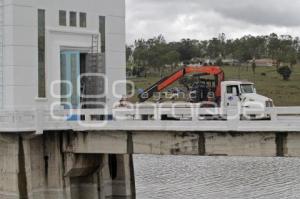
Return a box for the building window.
[80,12,87,28]
[70,11,77,27]
[60,53,67,103]
[99,16,106,53]
[59,10,66,26]
[38,9,46,98]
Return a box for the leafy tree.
[176,39,199,62]
[133,39,148,77]
[162,50,180,66]
[126,45,133,62]
[207,37,223,59]
[267,33,282,68]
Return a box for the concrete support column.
[98,154,135,199]
[69,174,99,199]
[286,132,300,156]
[22,133,72,199]
[65,153,102,199]
[0,134,20,199]
[112,154,135,199]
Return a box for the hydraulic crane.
[138,65,225,104]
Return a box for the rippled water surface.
[133,155,300,199]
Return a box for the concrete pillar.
[286,132,300,156]
[0,134,20,199]
[65,153,102,199]
[22,133,72,199]
[22,135,46,199]
[98,154,135,199]
[112,154,135,199]
[69,174,99,199]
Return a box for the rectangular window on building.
[60,53,67,103]
[80,12,87,28]
[99,16,106,53]
[59,10,66,26]
[70,11,77,27]
[38,9,46,98]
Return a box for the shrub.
[277,66,292,80]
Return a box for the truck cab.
[221,81,273,119]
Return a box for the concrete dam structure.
[1,93,300,199]
[1,105,300,199]
[0,0,300,198]
[1,129,300,198]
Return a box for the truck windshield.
[241,84,255,93]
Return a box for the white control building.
[0,0,126,111]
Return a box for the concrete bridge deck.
[0,106,300,133]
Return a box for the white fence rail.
[0,107,300,133]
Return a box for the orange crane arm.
[138,66,225,102]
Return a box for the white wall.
[0,0,3,109]
[1,0,126,111]
[38,0,126,111]
[2,0,38,110]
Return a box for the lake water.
[134,155,300,199]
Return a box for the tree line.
[126,33,300,77]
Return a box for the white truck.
[135,66,274,120]
[220,81,273,120]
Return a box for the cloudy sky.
[126,0,300,44]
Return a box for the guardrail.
[0,106,300,133]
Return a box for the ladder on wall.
[81,35,100,107]
[89,34,99,70]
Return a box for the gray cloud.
[126,0,300,43]
[208,0,300,26]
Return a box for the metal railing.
[1,106,300,133]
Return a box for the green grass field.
[128,65,300,106]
